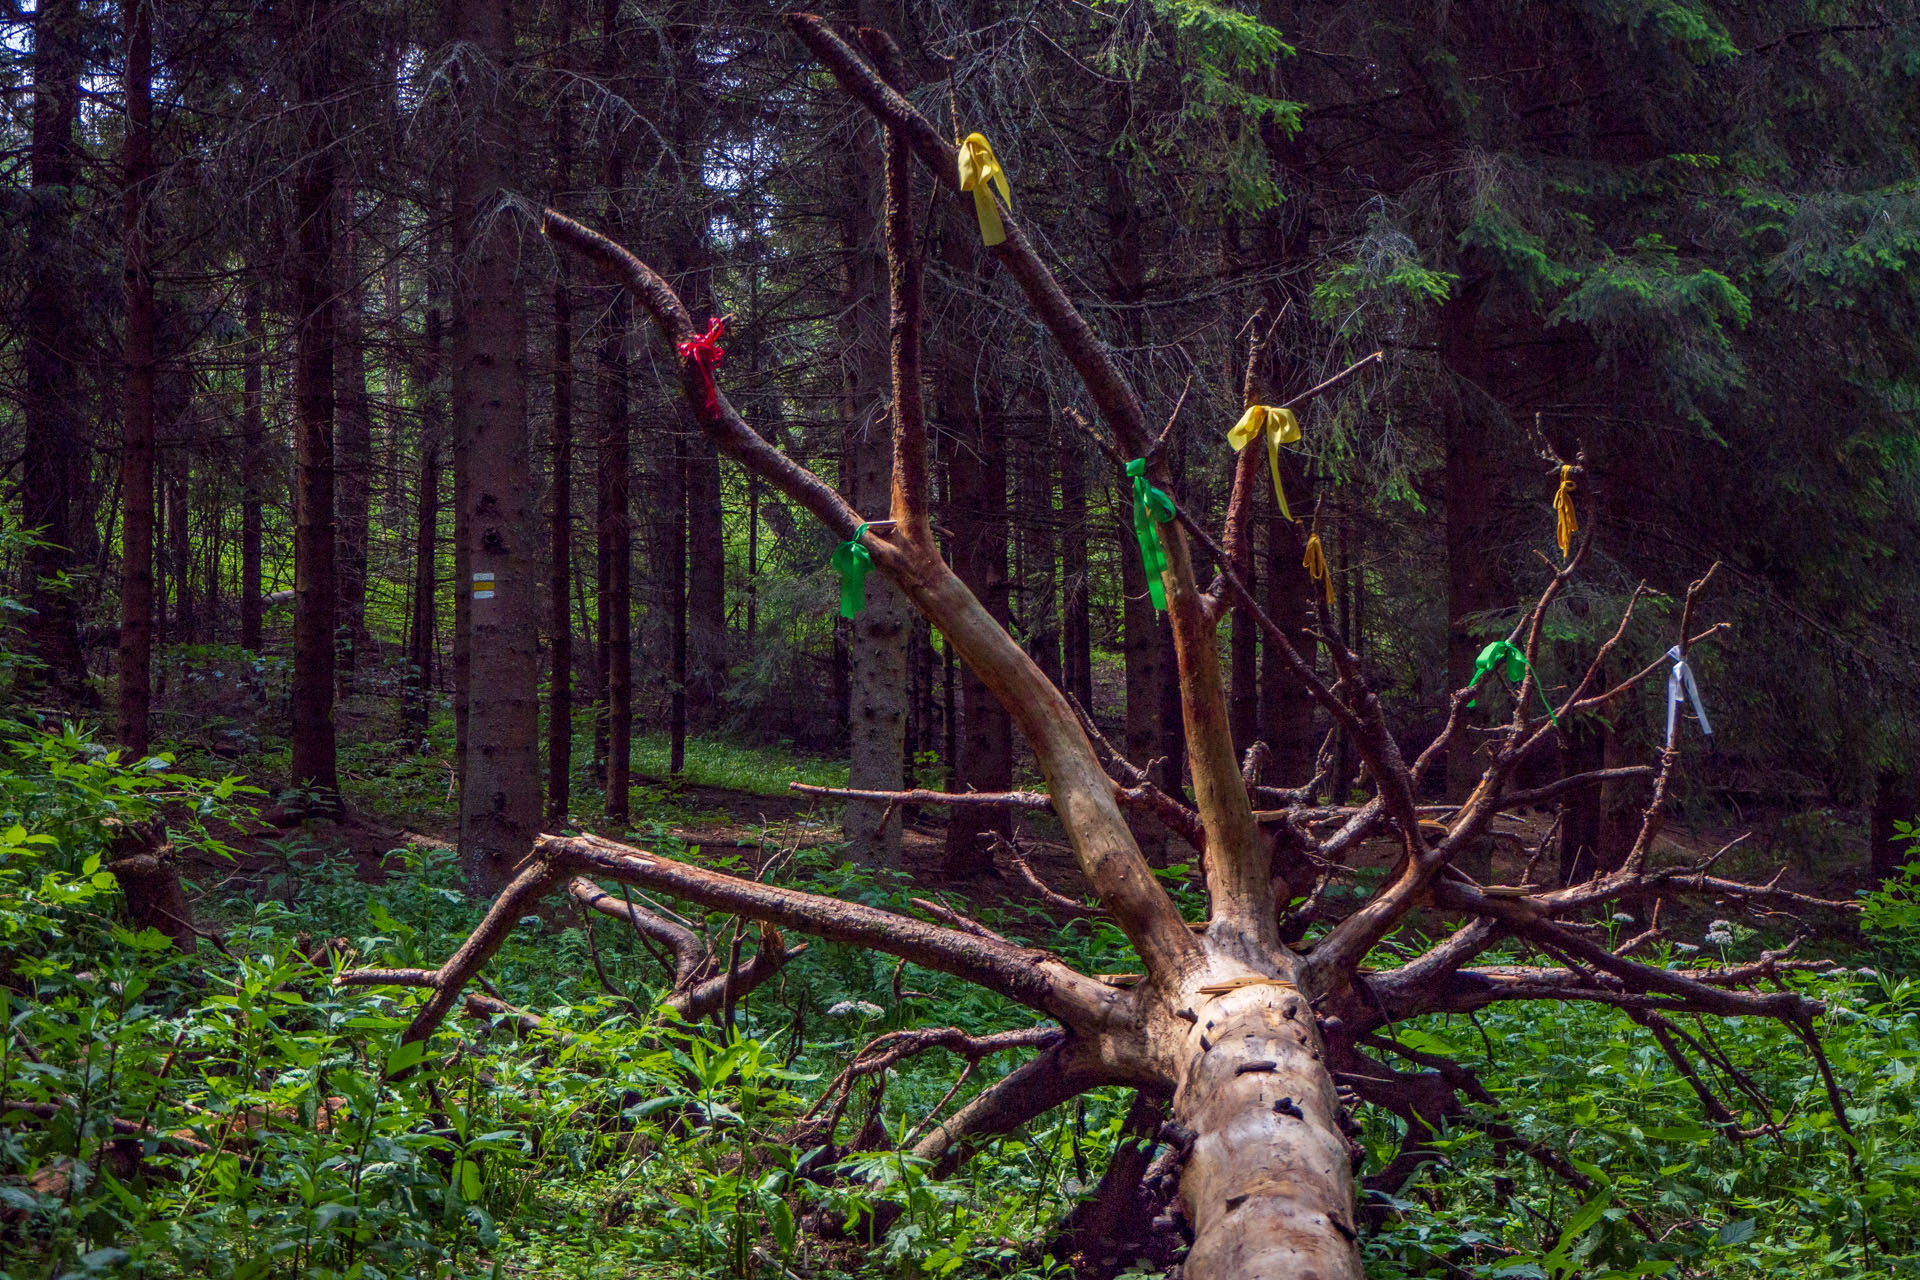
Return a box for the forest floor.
[13,655,1911,1279]
[7,675,1912,1274]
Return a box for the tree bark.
[1021,413,1063,689]
[1172,982,1362,1280]
[1249,108,1322,791]
[334,184,374,687]
[447,0,539,892]
[939,206,1013,878]
[663,18,726,724]
[1441,282,1504,803]
[547,11,575,824]
[405,306,443,733]
[666,434,688,777]
[548,271,575,821]
[1557,709,1607,884]
[595,0,632,813]
[289,0,340,808]
[1261,504,1318,788]
[839,72,906,866]
[106,824,196,955]
[20,0,88,697]
[598,288,632,818]
[167,454,192,644]
[116,0,156,757]
[1060,438,1093,711]
[1230,599,1259,755]
[240,283,266,653]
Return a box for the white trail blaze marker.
[1666,645,1711,749]
[472,572,496,601]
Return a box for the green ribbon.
[831,523,872,619]
[1125,458,1176,612]
[1467,640,1558,725]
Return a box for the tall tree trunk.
[1331,503,1360,804]
[406,426,440,731]
[406,305,443,732]
[1557,710,1607,884]
[684,435,726,721]
[152,469,167,653]
[745,473,758,645]
[664,21,726,726]
[1247,75,1323,790]
[167,456,192,643]
[939,211,1012,878]
[1060,436,1093,712]
[116,0,156,757]
[447,0,538,892]
[1020,414,1062,689]
[546,10,575,824]
[202,491,221,638]
[334,184,374,687]
[838,79,906,866]
[289,0,340,809]
[1261,504,1319,789]
[599,295,632,818]
[240,284,266,653]
[1229,599,1258,754]
[1103,72,1178,804]
[548,270,575,821]
[1441,282,1503,803]
[667,436,688,777]
[598,0,632,818]
[20,0,88,697]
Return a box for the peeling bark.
[1173,980,1360,1280]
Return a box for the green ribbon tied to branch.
[831,522,872,619]
[1466,639,1559,725]
[1125,458,1177,612]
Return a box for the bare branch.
[547,834,1130,1030]
[570,875,705,988]
[792,782,1052,809]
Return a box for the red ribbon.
[677,317,726,415]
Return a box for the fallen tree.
[344,17,1858,1277]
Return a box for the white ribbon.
[1666,645,1712,748]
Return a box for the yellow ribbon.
[1553,464,1578,557]
[1302,533,1335,607]
[957,133,1011,247]
[1227,405,1301,521]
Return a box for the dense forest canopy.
[2,1,1919,1278]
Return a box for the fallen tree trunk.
[346,28,1851,1274]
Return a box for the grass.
[628,731,849,796]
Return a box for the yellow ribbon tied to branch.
[957,133,1011,248]
[1227,405,1300,521]
[1302,533,1335,607]
[1552,464,1578,557]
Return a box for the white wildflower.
[826,1000,884,1019]
[1672,943,1699,954]
[1856,967,1879,980]
[1611,913,1635,924]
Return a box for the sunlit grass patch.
[629,732,848,796]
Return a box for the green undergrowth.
[0,720,1916,1279]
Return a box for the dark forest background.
[6,0,1919,871]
